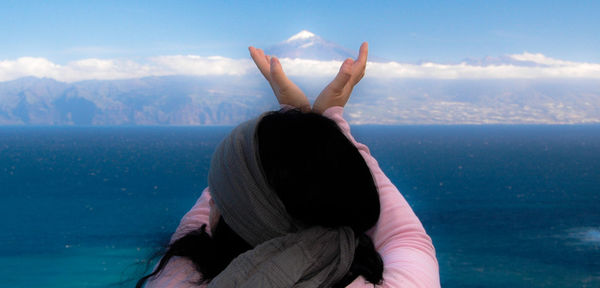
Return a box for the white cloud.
[367,61,600,79]
[0,57,61,80]
[1,53,599,83]
[0,57,148,82]
[365,52,600,79]
[508,52,573,66]
[63,59,151,80]
[150,55,253,76]
[283,55,600,79]
[278,58,341,77]
[0,56,254,82]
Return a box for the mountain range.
[1,31,599,125]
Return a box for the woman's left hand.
[249,46,310,112]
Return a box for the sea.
[0,125,599,288]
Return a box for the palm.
[249,47,310,112]
[313,42,368,114]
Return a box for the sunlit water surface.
[1,125,598,287]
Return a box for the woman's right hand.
[312,42,368,114]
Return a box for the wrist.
[279,103,311,112]
[321,106,345,121]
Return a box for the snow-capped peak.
[267,30,355,61]
[286,30,316,42]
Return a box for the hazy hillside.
[1,76,598,125]
[348,78,600,124]
[0,76,277,125]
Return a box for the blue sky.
[1,0,598,64]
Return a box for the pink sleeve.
[145,189,212,288]
[170,188,212,243]
[323,106,440,288]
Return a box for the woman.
[138,43,440,287]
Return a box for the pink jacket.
[146,106,440,287]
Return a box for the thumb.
[269,57,288,87]
[328,58,353,92]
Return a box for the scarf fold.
[207,114,357,287]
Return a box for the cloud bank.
[1,53,598,82]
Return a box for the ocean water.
[1,125,599,287]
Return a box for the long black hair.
[137,108,383,287]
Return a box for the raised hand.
[312,42,368,114]
[249,46,311,112]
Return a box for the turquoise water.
[1,125,599,287]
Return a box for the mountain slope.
[1,75,598,125]
[265,30,356,60]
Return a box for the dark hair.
[135,220,251,287]
[137,108,383,287]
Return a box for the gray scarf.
[207,114,357,288]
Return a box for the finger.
[257,48,268,64]
[357,42,368,65]
[257,49,274,80]
[353,42,368,72]
[269,57,289,87]
[249,46,267,67]
[327,58,353,92]
[254,47,265,59]
[249,47,271,79]
[351,42,368,84]
[249,46,263,64]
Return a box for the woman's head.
[207,108,380,246]
[256,109,380,233]
[206,108,383,286]
[138,108,383,288]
